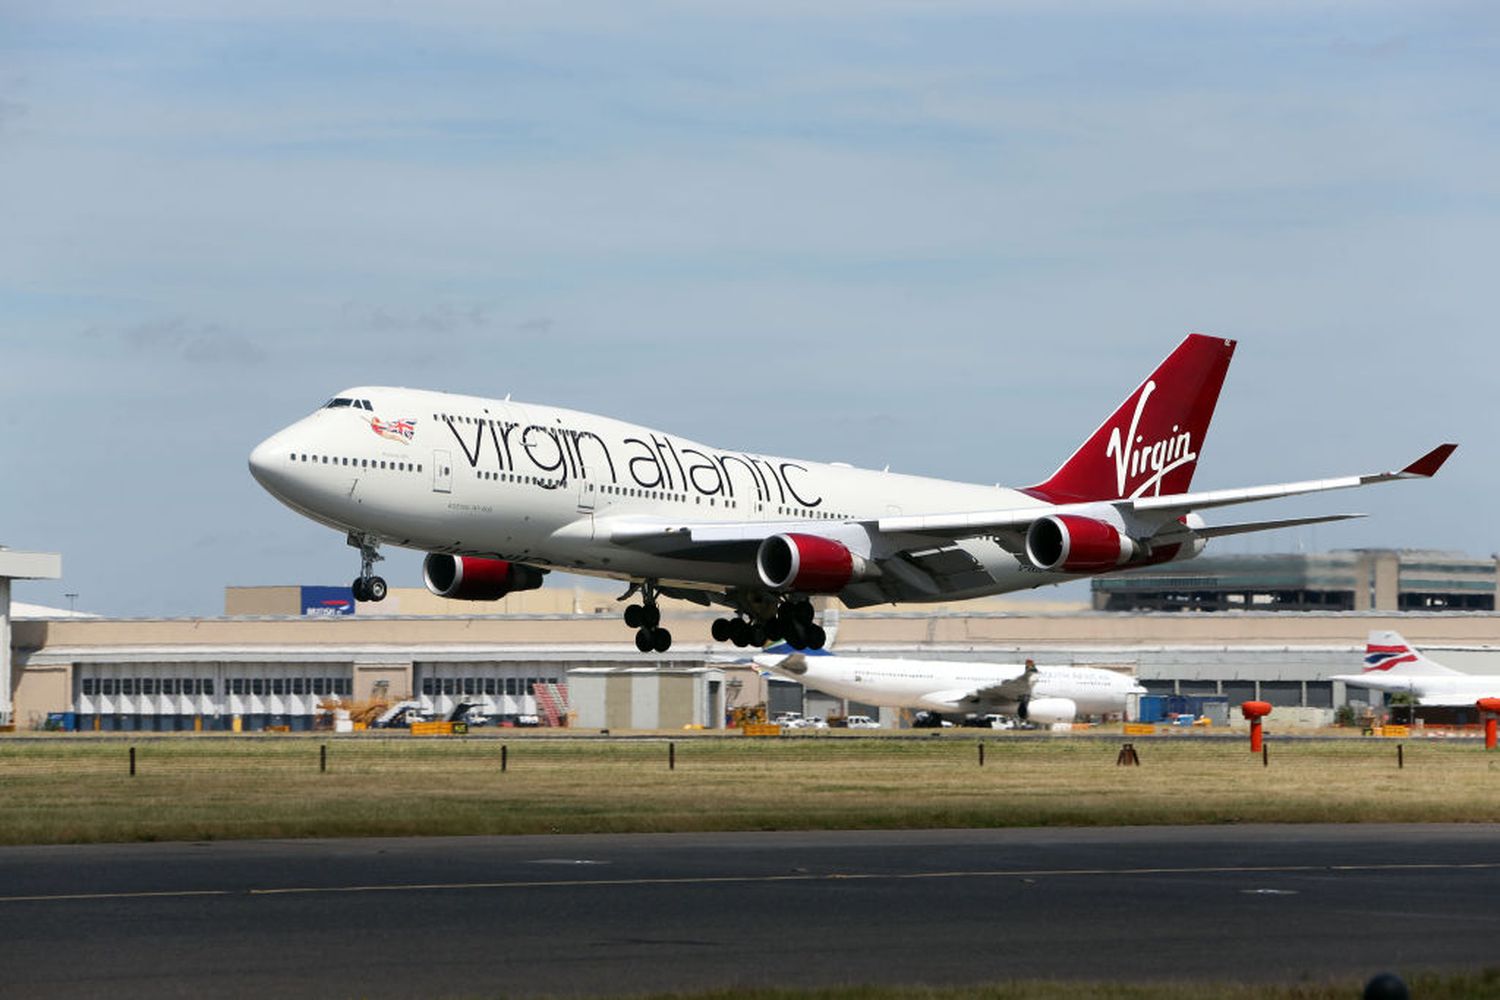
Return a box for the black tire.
[729,619,751,647]
[711,618,731,642]
[635,628,654,653]
[794,601,815,624]
[352,577,368,602]
[642,604,661,630]
[624,604,644,628]
[764,619,784,642]
[747,624,767,647]
[805,623,826,650]
[368,577,388,602]
[652,628,672,653]
[784,619,807,650]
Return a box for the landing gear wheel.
[805,623,826,650]
[635,628,655,653]
[711,618,732,642]
[784,618,808,650]
[729,618,751,647]
[641,604,661,630]
[624,604,645,629]
[347,532,386,603]
[747,623,767,647]
[652,628,672,653]
[793,600,815,624]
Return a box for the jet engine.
[422,554,546,601]
[756,533,871,593]
[1019,697,1078,726]
[1025,515,1139,572]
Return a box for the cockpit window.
[326,398,353,408]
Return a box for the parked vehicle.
[844,715,880,729]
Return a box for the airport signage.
[301,586,355,617]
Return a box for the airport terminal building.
[8,576,1500,731]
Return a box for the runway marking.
[3,861,1497,905]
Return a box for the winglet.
[1402,443,1457,478]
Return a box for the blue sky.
[2,2,1496,615]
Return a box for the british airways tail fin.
[1362,631,1461,676]
[1027,334,1235,503]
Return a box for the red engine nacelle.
[756,533,869,594]
[1025,515,1139,572]
[422,554,546,601]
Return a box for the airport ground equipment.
[1479,698,1500,750]
[1241,700,1272,754]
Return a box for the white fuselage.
[1335,673,1500,705]
[759,653,1145,717]
[248,386,1074,599]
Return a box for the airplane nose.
[248,432,295,496]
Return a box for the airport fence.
[0,730,1494,780]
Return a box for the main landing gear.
[348,532,388,603]
[712,598,826,650]
[622,581,672,653]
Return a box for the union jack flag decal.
[1363,643,1417,672]
[370,417,416,443]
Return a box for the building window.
[422,677,434,695]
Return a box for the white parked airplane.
[248,335,1454,653]
[753,646,1146,725]
[1332,631,1500,706]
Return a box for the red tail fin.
[1028,334,1235,502]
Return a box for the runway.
[2,824,1497,998]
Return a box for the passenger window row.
[478,470,559,488]
[291,454,423,473]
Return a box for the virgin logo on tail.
[1363,643,1418,672]
[1105,381,1197,498]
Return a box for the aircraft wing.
[876,444,1456,537]
[596,444,1455,606]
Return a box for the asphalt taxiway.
[2,824,1497,998]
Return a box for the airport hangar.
[7,546,1500,733]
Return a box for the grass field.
[6,735,1497,997]
[631,971,1500,1000]
[2,732,1498,845]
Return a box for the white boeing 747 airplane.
[753,646,1146,725]
[249,335,1454,653]
[1332,631,1500,706]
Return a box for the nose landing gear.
[621,581,671,652]
[347,532,388,603]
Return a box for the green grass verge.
[604,969,1500,1000]
[1,733,1498,845]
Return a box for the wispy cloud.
[86,317,269,366]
